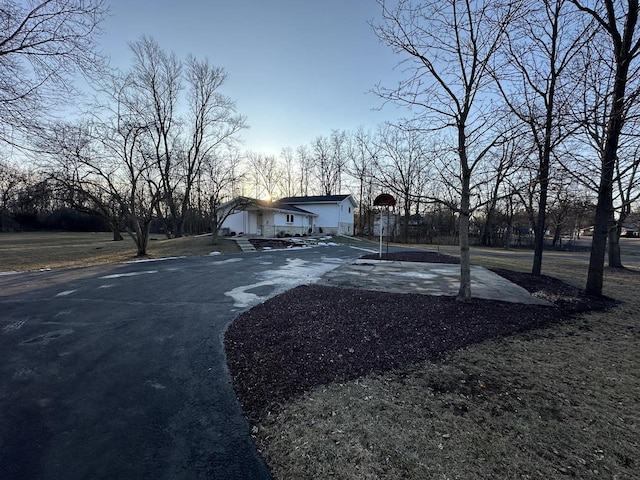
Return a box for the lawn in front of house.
[0,231,241,272]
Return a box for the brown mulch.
[224,251,615,421]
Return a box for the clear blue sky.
[99,0,405,155]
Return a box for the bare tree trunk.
[607,207,623,268]
[458,169,472,301]
[210,214,220,245]
[106,216,124,241]
[128,219,150,256]
[137,227,149,256]
[481,204,496,246]
[532,173,549,274]
[586,184,612,293]
[552,223,562,246]
[403,202,410,243]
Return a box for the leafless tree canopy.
[0,0,107,146]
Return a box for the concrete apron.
[320,260,551,306]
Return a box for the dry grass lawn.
[0,231,240,272]
[253,247,640,480]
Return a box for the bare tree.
[245,151,283,200]
[0,0,106,147]
[103,37,246,239]
[374,123,429,243]
[546,178,587,246]
[202,149,247,244]
[570,0,640,295]
[180,55,246,235]
[40,121,126,240]
[569,30,640,268]
[373,0,515,300]
[346,127,379,235]
[127,36,183,238]
[295,145,312,196]
[311,131,347,195]
[495,0,590,275]
[477,135,524,246]
[0,160,27,230]
[280,147,300,197]
[46,71,164,256]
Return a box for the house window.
[286,214,294,223]
[348,207,351,213]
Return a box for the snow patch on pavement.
[350,246,378,253]
[210,258,243,265]
[125,256,184,263]
[56,290,77,297]
[100,270,158,279]
[388,271,439,280]
[225,282,271,309]
[225,256,346,308]
[3,320,26,332]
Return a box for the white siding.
[223,211,248,234]
[260,211,276,237]
[272,212,313,236]
[292,198,355,235]
[222,210,263,235]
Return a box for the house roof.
[279,194,355,205]
[236,197,317,216]
[269,202,316,216]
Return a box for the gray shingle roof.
[278,195,352,204]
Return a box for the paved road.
[0,245,366,480]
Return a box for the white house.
[221,195,356,237]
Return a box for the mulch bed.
[248,238,296,250]
[225,252,615,420]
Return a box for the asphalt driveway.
[0,245,364,480]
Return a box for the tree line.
[1,0,640,298]
[370,0,640,298]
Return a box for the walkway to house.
[233,236,257,252]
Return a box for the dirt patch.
[225,252,614,422]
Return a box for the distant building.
[221,194,356,237]
[621,223,639,237]
[372,211,399,237]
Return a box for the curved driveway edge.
[0,245,362,480]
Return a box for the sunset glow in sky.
[99,0,405,155]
